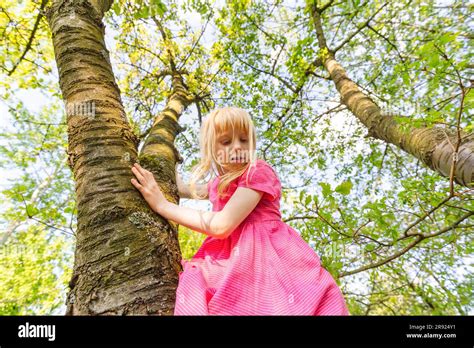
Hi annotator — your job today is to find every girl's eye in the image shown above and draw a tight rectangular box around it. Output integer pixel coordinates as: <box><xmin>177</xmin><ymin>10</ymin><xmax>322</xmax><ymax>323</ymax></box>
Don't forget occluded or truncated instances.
<box><xmin>221</xmin><ymin>138</ymin><xmax>246</xmax><ymax>145</ymax></box>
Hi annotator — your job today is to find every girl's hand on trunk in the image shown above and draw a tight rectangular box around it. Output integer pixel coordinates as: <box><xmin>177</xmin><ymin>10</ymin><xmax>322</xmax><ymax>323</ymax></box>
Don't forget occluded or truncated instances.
<box><xmin>131</xmin><ymin>163</ymin><xmax>168</xmax><ymax>213</ymax></box>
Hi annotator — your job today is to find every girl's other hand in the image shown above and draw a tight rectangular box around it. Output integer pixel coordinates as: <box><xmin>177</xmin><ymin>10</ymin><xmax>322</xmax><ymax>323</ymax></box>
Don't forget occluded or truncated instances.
<box><xmin>131</xmin><ymin>163</ymin><xmax>168</xmax><ymax>213</ymax></box>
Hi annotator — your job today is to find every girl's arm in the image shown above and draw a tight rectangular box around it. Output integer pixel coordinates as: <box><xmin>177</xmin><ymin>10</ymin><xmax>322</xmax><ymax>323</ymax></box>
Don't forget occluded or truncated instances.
<box><xmin>131</xmin><ymin>163</ymin><xmax>262</xmax><ymax>239</ymax></box>
<box><xmin>176</xmin><ymin>171</ymin><xmax>208</xmax><ymax>200</ymax></box>
<box><xmin>158</xmin><ymin>186</ymin><xmax>262</xmax><ymax>239</ymax></box>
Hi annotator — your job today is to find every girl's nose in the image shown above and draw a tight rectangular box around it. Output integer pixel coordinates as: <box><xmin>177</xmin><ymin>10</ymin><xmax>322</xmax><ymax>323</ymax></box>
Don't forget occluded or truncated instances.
<box><xmin>234</xmin><ymin>139</ymin><xmax>243</xmax><ymax>149</ymax></box>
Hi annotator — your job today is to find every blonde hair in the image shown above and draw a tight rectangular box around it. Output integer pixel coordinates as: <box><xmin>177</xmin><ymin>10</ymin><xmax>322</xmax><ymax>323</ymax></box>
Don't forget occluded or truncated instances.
<box><xmin>188</xmin><ymin>106</ymin><xmax>258</xmax><ymax>199</ymax></box>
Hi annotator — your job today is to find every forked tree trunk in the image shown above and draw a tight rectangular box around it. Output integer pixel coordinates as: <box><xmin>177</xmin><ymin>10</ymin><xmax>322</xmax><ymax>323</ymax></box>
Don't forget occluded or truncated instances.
<box><xmin>46</xmin><ymin>0</ymin><xmax>182</xmax><ymax>315</ymax></box>
<box><xmin>310</xmin><ymin>5</ymin><xmax>473</xmax><ymax>187</ymax></box>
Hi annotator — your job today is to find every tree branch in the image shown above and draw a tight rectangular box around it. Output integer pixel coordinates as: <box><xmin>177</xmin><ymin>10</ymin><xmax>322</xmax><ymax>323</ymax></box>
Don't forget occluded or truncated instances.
<box><xmin>340</xmin><ymin>210</ymin><xmax>473</xmax><ymax>277</ymax></box>
<box><xmin>7</xmin><ymin>0</ymin><xmax>49</xmax><ymax>76</ymax></box>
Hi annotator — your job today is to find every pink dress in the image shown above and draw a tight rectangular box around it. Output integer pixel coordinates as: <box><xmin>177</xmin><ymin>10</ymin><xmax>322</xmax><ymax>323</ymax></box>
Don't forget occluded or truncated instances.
<box><xmin>174</xmin><ymin>159</ymin><xmax>349</xmax><ymax>315</ymax></box>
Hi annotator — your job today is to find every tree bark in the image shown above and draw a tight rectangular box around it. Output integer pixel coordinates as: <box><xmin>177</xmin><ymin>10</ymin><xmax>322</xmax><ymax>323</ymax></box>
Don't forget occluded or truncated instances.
<box><xmin>46</xmin><ymin>0</ymin><xmax>182</xmax><ymax>315</ymax></box>
<box><xmin>138</xmin><ymin>74</ymin><xmax>194</xmax><ymax>227</ymax></box>
<box><xmin>310</xmin><ymin>4</ymin><xmax>473</xmax><ymax>188</ymax></box>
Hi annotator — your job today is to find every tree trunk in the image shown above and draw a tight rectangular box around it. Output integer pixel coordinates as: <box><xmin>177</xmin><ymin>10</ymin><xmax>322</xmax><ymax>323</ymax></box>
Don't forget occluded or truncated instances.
<box><xmin>137</xmin><ymin>16</ymin><xmax>196</xmax><ymax>247</ymax></box>
<box><xmin>46</xmin><ymin>0</ymin><xmax>182</xmax><ymax>315</ymax></box>
<box><xmin>138</xmin><ymin>74</ymin><xmax>194</xmax><ymax>230</ymax></box>
<box><xmin>310</xmin><ymin>4</ymin><xmax>473</xmax><ymax>188</ymax></box>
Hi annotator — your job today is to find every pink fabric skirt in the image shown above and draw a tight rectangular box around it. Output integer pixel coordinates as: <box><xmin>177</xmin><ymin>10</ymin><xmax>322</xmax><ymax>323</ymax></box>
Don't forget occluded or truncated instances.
<box><xmin>174</xmin><ymin>219</ymin><xmax>349</xmax><ymax>316</ymax></box>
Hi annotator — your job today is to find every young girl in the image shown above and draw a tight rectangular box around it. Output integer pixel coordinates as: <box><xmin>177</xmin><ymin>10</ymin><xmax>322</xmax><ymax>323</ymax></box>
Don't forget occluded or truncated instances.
<box><xmin>131</xmin><ymin>106</ymin><xmax>349</xmax><ymax>315</ymax></box>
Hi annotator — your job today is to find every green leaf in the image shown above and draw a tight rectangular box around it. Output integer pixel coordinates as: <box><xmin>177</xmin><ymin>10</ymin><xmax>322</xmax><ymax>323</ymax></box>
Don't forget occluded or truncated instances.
<box><xmin>150</xmin><ymin>0</ymin><xmax>167</xmax><ymax>17</ymax></box>
<box><xmin>365</xmin><ymin>244</ymin><xmax>375</xmax><ymax>252</ymax></box>
<box><xmin>402</xmin><ymin>71</ymin><xmax>410</xmax><ymax>85</ymax></box>
<box><xmin>134</xmin><ymin>5</ymin><xmax>150</xmax><ymax>19</ymax></box>
<box><xmin>112</xmin><ymin>3</ymin><xmax>121</xmax><ymax>15</ymax></box>
<box><xmin>439</xmin><ymin>32</ymin><xmax>456</xmax><ymax>45</ymax></box>
<box><xmin>335</xmin><ymin>180</ymin><xmax>353</xmax><ymax>195</ymax></box>
<box><xmin>319</xmin><ymin>182</ymin><xmax>332</xmax><ymax>197</ymax></box>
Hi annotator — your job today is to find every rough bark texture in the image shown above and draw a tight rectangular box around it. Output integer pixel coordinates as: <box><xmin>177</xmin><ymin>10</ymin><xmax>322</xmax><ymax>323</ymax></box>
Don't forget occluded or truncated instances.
<box><xmin>310</xmin><ymin>5</ymin><xmax>473</xmax><ymax>187</ymax></box>
<box><xmin>46</xmin><ymin>0</ymin><xmax>182</xmax><ymax>315</ymax></box>
<box><xmin>138</xmin><ymin>15</ymin><xmax>195</xmax><ymax>247</ymax></box>
<box><xmin>139</xmin><ymin>74</ymin><xmax>193</xmax><ymax>233</ymax></box>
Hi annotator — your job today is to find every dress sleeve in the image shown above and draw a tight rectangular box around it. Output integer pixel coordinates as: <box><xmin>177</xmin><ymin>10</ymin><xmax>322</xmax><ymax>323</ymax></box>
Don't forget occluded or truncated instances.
<box><xmin>207</xmin><ymin>179</ymin><xmax>214</xmax><ymax>199</ymax></box>
<box><xmin>237</xmin><ymin>160</ymin><xmax>280</xmax><ymax>201</ymax></box>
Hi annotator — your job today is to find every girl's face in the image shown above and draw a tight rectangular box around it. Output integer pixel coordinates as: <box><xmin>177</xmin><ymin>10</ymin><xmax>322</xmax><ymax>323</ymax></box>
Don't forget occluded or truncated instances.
<box><xmin>215</xmin><ymin>129</ymin><xmax>250</xmax><ymax>167</ymax></box>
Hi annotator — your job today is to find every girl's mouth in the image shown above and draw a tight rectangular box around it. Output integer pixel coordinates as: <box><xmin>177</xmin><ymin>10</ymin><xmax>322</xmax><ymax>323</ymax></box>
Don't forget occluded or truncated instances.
<box><xmin>231</xmin><ymin>157</ymin><xmax>246</xmax><ymax>162</ymax></box>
